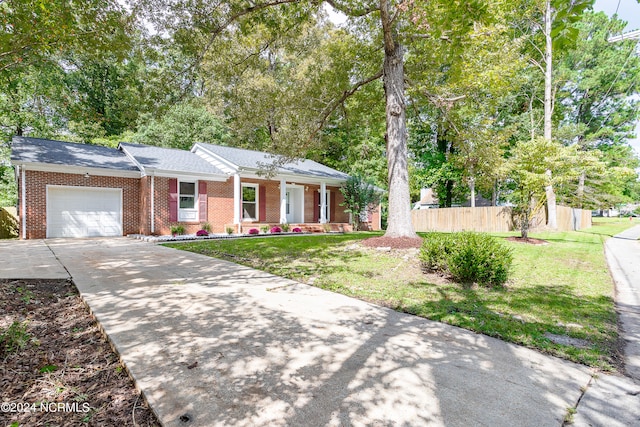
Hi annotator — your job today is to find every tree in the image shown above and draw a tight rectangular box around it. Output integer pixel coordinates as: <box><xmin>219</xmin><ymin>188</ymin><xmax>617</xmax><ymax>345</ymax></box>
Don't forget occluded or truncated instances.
<box><xmin>504</xmin><ymin>138</ymin><xmax>570</xmax><ymax>238</ymax></box>
<box><xmin>340</xmin><ymin>175</ymin><xmax>381</xmax><ymax>231</ymax></box>
<box><xmin>133</xmin><ymin>0</ymin><xmax>491</xmax><ymax>239</ymax></box>
<box><xmin>132</xmin><ymin>100</ymin><xmax>229</xmax><ymax>150</ymax></box>
<box><xmin>555</xmin><ymin>11</ymin><xmax>640</xmax><ymax>208</ymax></box>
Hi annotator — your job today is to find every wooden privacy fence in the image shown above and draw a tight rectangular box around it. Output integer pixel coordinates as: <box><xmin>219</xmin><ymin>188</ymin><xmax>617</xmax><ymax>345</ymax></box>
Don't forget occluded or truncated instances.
<box><xmin>411</xmin><ymin>205</ymin><xmax>592</xmax><ymax>233</ymax></box>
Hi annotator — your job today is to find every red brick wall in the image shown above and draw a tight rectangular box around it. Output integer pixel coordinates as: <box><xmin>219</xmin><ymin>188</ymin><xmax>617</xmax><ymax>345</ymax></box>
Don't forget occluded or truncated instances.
<box><xmin>22</xmin><ymin>170</ymin><xmax>140</xmax><ymax>239</ymax></box>
<box><xmin>20</xmin><ymin>170</ymin><xmax>359</xmax><ymax>239</ymax></box>
<box><xmin>152</xmin><ymin>177</ymin><xmax>237</xmax><ymax>235</ymax></box>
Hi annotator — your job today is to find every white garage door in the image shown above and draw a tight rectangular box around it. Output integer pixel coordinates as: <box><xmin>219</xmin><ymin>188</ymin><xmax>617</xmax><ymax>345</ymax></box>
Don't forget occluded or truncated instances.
<box><xmin>47</xmin><ymin>186</ymin><xmax>123</xmax><ymax>238</ymax></box>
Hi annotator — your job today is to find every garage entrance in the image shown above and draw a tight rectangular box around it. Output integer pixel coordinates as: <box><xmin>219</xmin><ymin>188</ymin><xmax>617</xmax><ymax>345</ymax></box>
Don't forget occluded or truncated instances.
<box><xmin>47</xmin><ymin>186</ymin><xmax>123</xmax><ymax>238</ymax></box>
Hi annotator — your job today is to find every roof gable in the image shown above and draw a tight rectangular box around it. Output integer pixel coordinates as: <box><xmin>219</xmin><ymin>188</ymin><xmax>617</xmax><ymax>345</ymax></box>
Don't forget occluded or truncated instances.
<box><xmin>119</xmin><ymin>142</ymin><xmax>226</xmax><ymax>177</ymax></box>
<box><xmin>194</xmin><ymin>143</ymin><xmax>350</xmax><ymax>181</ymax></box>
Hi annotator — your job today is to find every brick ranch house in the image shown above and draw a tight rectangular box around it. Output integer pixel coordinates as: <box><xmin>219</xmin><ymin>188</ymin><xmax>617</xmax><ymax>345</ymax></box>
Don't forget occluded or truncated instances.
<box><xmin>10</xmin><ymin>136</ymin><xmax>381</xmax><ymax>239</ymax></box>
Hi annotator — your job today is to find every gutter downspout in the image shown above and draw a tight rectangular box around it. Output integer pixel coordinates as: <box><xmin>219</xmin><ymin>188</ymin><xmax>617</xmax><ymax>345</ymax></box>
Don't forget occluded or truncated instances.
<box><xmin>150</xmin><ymin>175</ymin><xmax>155</xmax><ymax>234</ymax></box>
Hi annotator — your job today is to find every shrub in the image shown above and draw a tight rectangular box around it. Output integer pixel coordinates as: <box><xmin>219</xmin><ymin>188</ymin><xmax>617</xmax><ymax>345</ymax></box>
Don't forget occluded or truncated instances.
<box><xmin>196</xmin><ymin>229</ymin><xmax>209</xmax><ymax>236</ymax></box>
<box><xmin>270</xmin><ymin>226</ymin><xmax>282</xmax><ymax>233</ymax></box>
<box><xmin>420</xmin><ymin>232</ymin><xmax>512</xmax><ymax>287</ymax></box>
<box><xmin>248</xmin><ymin>228</ymin><xmax>260</xmax><ymax>235</ymax></box>
<box><xmin>225</xmin><ymin>226</ymin><xmax>234</xmax><ymax>235</ymax></box>
<box><xmin>170</xmin><ymin>224</ymin><xmax>185</xmax><ymax>236</ymax></box>
<box><xmin>280</xmin><ymin>223</ymin><xmax>290</xmax><ymax>232</ymax></box>
<box><xmin>292</xmin><ymin>227</ymin><xmax>302</xmax><ymax>233</ymax></box>
<box><xmin>201</xmin><ymin>222</ymin><xmax>212</xmax><ymax>232</ymax></box>
<box><xmin>260</xmin><ymin>225</ymin><xmax>270</xmax><ymax>234</ymax></box>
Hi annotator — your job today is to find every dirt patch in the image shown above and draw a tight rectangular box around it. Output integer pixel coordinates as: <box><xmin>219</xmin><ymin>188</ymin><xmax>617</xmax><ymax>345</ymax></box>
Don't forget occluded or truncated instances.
<box><xmin>362</xmin><ymin>236</ymin><xmax>423</xmax><ymax>249</ymax></box>
<box><xmin>505</xmin><ymin>236</ymin><xmax>549</xmax><ymax>245</ymax></box>
<box><xmin>0</xmin><ymin>279</ymin><xmax>159</xmax><ymax>426</ymax></box>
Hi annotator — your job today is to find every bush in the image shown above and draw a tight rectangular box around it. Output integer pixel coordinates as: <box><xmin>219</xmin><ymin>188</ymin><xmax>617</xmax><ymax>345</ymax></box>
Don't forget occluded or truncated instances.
<box><xmin>292</xmin><ymin>227</ymin><xmax>302</xmax><ymax>233</ymax></box>
<box><xmin>420</xmin><ymin>232</ymin><xmax>512</xmax><ymax>287</ymax></box>
<box><xmin>260</xmin><ymin>225</ymin><xmax>270</xmax><ymax>234</ymax></box>
<box><xmin>248</xmin><ymin>228</ymin><xmax>260</xmax><ymax>235</ymax></box>
<box><xmin>201</xmin><ymin>222</ymin><xmax>212</xmax><ymax>232</ymax></box>
<box><xmin>196</xmin><ymin>229</ymin><xmax>209</xmax><ymax>236</ymax></box>
<box><xmin>280</xmin><ymin>223</ymin><xmax>290</xmax><ymax>232</ymax></box>
<box><xmin>170</xmin><ymin>224</ymin><xmax>185</xmax><ymax>236</ymax></box>
<box><xmin>270</xmin><ymin>226</ymin><xmax>282</xmax><ymax>233</ymax></box>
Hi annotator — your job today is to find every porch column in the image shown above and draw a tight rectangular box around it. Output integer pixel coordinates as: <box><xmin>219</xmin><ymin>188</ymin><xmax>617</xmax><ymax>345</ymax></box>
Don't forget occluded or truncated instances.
<box><xmin>320</xmin><ymin>181</ymin><xmax>327</xmax><ymax>224</ymax></box>
<box><xmin>280</xmin><ymin>178</ymin><xmax>287</xmax><ymax>224</ymax></box>
<box><xmin>233</xmin><ymin>173</ymin><xmax>241</xmax><ymax>225</ymax></box>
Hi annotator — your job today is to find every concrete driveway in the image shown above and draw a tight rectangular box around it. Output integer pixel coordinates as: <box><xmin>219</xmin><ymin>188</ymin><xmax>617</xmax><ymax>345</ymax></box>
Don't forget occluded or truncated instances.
<box><xmin>31</xmin><ymin>237</ymin><xmax>599</xmax><ymax>427</ymax></box>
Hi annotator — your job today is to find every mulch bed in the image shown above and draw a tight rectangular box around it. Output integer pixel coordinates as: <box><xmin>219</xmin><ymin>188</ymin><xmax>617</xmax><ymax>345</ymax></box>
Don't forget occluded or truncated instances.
<box><xmin>505</xmin><ymin>236</ymin><xmax>549</xmax><ymax>245</ymax></box>
<box><xmin>361</xmin><ymin>236</ymin><xmax>424</xmax><ymax>249</ymax></box>
<box><xmin>0</xmin><ymin>279</ymin><xmax>159</xmax><ymax>426</ymax></box>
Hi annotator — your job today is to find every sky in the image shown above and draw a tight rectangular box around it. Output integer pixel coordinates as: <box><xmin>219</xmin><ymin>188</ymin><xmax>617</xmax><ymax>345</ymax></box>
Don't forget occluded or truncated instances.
<box><xmin>593</xmin><ymin>0</ymin><xmax>640</xmax><ymax>154</ymax></box>
<box><xmin>593</xmin><ymin>0</ymin><xmax>640</xmax><ymax>31</ymax></box>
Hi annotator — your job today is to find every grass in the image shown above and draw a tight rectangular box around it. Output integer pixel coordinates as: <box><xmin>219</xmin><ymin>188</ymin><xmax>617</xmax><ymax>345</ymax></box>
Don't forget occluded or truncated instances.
<box><xmin>165</xmin><ymin>218</ymin><xmax>637</xmax><ymax>371</ymax></box>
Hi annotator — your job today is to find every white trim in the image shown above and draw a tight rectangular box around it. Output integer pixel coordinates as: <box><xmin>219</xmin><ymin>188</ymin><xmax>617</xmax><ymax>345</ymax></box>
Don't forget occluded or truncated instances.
<box><xmin>241</xmin><ymin>182</ymin><xmax>259</xmax><ymax>222</ymax></box>
<box><xmin>45</xmin><ymin>185</ymin><xmax>123</xmax><ymax>238</ymax></box>
<box><xmin>178</xmin><ymin>179</ymin><xmax>198</xmax><ymax>222</ymax></box>
<box><xmin>145</xmin><ymin>169</ymin><xmax>227</xmax><ymax>182</ymax></box>
<box><xmin>237</xmin><ymin>170</ymin><xmax>346</xmax><ymax>186</ymax></box>
<box><xmin>192</xmin><ymin>144</ymin><xmax>239</xmax><ymax>174</ymax></box>
<box><xmin>21</xmin><ymin>166</ymin><xmax>26</xmax><ymax>239</ymax></box>
<box><xmin>233</xmin><ymin>174</ymin><xmax>241</xmax><ymax>225</ymax></box>
<box><xmin>150</xmin><ymin>175</ymin><xmax>155</xmax><ymax>234</ymax></box>
<box><xmin>280</xmin><ymin>179</ymin><xmax>287</xmax><ymax>224</ymax></box>
<box><xmin>320</xmin><ymin>182</ymin><xmax>327</xmax><ymax>224</ymax></box>
<box><xmin>318</xmin><ymin>188</ymin><xmax>331</xmax><ymax>223</ymax></box>
<box><xmin>16</xmin><ymin>162</ymin><xmax>141</xmax><ymax>179</ymax></box>
<box><xmin>118</xmin><ymin>144</ymin><xmax>146</xmax><ymax>175</ymax></box>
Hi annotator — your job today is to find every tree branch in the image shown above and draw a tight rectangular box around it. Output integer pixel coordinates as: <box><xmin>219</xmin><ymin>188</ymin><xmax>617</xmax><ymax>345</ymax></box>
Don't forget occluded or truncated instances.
<box><xmin>307</xmin><ymin>69</ymin><xmax>383</xmax><ymax>143</ymax></box>
<box><xmin>323</xmin><ymin>0</ymin><xmax>378</xmax><ymax>17</ymax></box>
<box><xmin>185</xmin><ymin>0</ymin><xmax>302</xmax><ymax>78</ymax></box>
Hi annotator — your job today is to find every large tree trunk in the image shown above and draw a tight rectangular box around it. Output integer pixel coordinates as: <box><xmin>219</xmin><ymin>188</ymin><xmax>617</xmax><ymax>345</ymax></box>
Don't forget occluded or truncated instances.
<box><xmin>577</xmin><ymin>170</ymin><xmax>585</xmax><ymax>209</ymax></box>
<box><xmin>380</xmin><ymin>0</ymin><xmax>416</xmax><ymax>238</ymax></box>
<box><xmin>544</xmin><ymin>0</ymin><xmax>557</xmax><ymax>230</ymax></box>
<box><xmin>469</xmin><ymin>176</ymin><xmax>476</xmax><ymax>208</ymax></box>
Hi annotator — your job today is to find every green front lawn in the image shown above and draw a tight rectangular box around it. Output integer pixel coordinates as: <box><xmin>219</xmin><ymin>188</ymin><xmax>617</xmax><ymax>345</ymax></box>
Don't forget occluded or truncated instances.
<box><xmin>165</xmin><ymin>218</ymin><xmax>636</xmax><ymax>371</ymax></box>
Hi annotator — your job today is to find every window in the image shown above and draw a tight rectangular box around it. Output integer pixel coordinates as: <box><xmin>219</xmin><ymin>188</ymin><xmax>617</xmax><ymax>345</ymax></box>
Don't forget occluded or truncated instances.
<box><xmin>179</xmin><ymin>182</ymin><xmax>195</xmax><ymax>209</ymax></box>
<box><xmin>178</xmin><ymin>181</ymin><xmax>198</xmax><ymax>222</ymax></box>
<box><xmin>318</xmin><ymin>190</ymin><xmax>330</xmax><ymax>222</ymax></box>
<box><xmin>242</xmin><ymin>184</ymin><xmax>258</xmax><ymax>221</ymax></box>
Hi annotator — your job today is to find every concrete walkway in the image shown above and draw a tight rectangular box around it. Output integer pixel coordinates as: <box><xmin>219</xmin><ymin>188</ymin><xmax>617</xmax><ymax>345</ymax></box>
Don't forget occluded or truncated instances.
<box><xmin>2</xmin><ymin>236</ymin><xmax>640</xmax><ymax>426</ymax></box>
<box><xmin>605</xmin><ymin>224</ymin><xmax>640</xmax><ymax>379</ymax></box>
<box><xmin>0</xmin><ymin>239</ymin><xmax>69</xmax><ymax>279</ymax></box>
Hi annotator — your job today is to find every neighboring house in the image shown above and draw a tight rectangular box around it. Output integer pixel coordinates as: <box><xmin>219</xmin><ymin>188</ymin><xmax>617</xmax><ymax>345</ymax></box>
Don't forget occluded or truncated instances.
<box><xmin>10</xmin><ymin>136</ymin><xmax>382</xmax><ymax>239</ymax></box>
<box><xmin>413</xmin><ymin>188</ymin><xmax>439</xmax><ymax>210</ymax></box>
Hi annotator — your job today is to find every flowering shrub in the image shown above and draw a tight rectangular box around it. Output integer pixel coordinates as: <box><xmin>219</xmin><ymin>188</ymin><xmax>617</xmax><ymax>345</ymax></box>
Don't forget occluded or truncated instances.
<box><xmin>270</xmin><ymin>226</ymin><xmax>282</xmax><ymax>233</ymax></box>
<box><xmin>196</xmin><ymin>229</ymin><xmax>209</xmax><ymax>236</ymax></box>
<box><xmin>292</xmin><ymin>227</ymin><xmax>302</xmax><ymax>233</ymax></box>
<box><xmin>248</xmin><ymin>228</ymin><xmax>260</xmax><ymax>235</ymax></box>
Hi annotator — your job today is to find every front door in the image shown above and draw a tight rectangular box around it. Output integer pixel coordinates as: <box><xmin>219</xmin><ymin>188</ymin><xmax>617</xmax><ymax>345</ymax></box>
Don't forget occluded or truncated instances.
<box><xmin>285</xmin><ymin>187</ymin><xmax>304</xmax><ymax>223</ymax></box>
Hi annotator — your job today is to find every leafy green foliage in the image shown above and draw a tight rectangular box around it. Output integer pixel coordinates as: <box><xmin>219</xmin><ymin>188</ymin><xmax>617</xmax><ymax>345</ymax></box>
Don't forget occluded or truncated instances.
<box><xmin>0</xmin><ymin>320</ymin><xmax>30</xmax><ymax>354</ymax></box>
<box><xmin>340</xmin><ymin>175</ymin><xmax>381</xmax><ymax>231</ymax></box>
<box><xmin>132</xmin><ymin>100</ymin><xmax>228</xmax><ymax>150</ymax></box>
<box><xmin>420</xmin><ymin>232</ymin><xmax>513</xmax><ymax>286</ymax></box>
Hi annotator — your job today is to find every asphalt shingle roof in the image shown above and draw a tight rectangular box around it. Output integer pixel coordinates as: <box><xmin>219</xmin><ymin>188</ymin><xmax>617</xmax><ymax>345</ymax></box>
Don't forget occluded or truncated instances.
<box><xmin>10</xmin><ymin>136</ymin><xmax>141</xmax><ymax>171</ymax></box>
<box><xmin>120</xmin><ymin>143</ymin><xmax>226</xmax><ymax>176</ymax></box>
<box><xmin>197</xmin><ymin>143</ymin><xmax>350</xmax><ymax>180</ymax></box>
